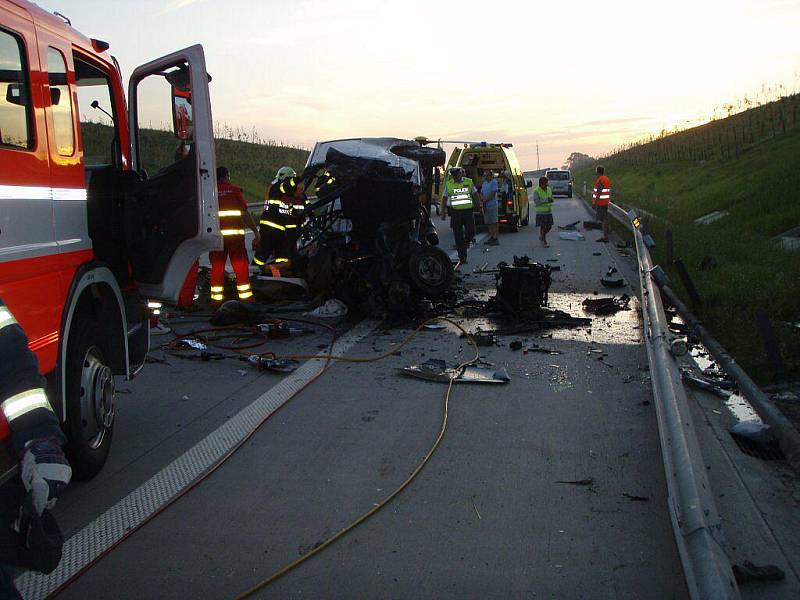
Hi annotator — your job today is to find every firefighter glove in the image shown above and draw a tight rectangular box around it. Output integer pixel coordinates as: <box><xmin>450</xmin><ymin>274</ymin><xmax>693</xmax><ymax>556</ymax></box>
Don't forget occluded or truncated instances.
<box><xmin>21</xmin><ymin>437</ymin><xmax>72</xmax><ymax>515</ymax></box>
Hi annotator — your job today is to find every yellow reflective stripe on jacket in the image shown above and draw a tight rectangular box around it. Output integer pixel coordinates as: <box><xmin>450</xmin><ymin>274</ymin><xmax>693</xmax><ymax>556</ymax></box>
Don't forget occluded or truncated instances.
<box><xmin>0</xmin><ymin>306</ymin><xmax>18</xmax><ymax>332</ymax></box>
<box><xmin>218</xmin><ymin>210</ymin><xmax>243</xmax><ymax>217</ymax></box>
<box><xmin>1</xmin><ymin>388</ymin><xmax>53</xmax><ymax>422</ymax></box>
<box><xmin>260</xmin><ymin>220</ymin><xmax>286</xmax><ymax>231</ymax></box>
<box><xmin>221</xmin><ymin>229</ymin><xmax>246</xmax><ymax>236</ymax></box>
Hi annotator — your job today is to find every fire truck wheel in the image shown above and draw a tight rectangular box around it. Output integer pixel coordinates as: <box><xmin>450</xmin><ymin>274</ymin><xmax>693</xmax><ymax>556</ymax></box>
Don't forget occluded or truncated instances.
<box><xmin>65</xmin><ymin>319</ymin><xmax>115</xmax><ymax>480</ymax></box>
<box><xmin>408</xmin><ymin>246</ymin><xmax>453</xmax><ymax>298</ymax></box>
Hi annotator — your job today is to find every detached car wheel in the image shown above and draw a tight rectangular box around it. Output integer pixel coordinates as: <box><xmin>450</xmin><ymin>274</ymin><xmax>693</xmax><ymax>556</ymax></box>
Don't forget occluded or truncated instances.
<box><xmin>65</xmin><ymin>319</ymin><xmax>115</xmax><ymax>480</ymax></box>
<box><xmin>408</xmin><ymin>246</ymin><xmax>453</xmax><ymax>297</ymax></box>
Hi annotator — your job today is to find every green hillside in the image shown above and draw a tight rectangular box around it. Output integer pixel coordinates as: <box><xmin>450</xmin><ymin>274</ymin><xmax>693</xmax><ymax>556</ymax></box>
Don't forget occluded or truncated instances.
<box><xmin>81</xmin><ymin>122</ymin><xmax>309</xmax><ymax>203</ymax></box>
<box><xmin>573</xmin><ymin>110</ymin><xmax>800</xmax><ymax>384</ymax></box>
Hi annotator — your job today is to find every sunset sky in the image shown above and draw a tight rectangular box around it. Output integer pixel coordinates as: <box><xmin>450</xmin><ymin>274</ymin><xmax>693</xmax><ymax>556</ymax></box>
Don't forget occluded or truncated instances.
<box><xmin>35</xmin><ymin>0</ymin><xmax>800</xmax><ymax>170</ymax></box>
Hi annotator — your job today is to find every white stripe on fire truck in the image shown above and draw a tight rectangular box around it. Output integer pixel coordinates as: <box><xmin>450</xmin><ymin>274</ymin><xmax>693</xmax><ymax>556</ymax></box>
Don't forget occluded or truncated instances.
<box><xmin>0</xmin><ymin>185</ymin><xmax>87</xmax><ymax>201</ymax></box>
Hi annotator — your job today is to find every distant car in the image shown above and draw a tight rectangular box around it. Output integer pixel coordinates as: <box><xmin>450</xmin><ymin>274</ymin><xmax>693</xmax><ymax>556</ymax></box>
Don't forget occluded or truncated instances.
<box><xmin>545</xmin><ymin>169</ymin><xmax>572</xmax><ymax>197</ymax></box>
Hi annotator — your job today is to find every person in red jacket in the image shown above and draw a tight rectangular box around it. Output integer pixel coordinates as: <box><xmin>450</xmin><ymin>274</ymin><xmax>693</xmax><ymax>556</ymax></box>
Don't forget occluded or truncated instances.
<box><xmin>208</xmin><ymin>167</ymin><xmax>258</xmax><ymax>304</ymax></box>
<box><xmin>592</xmin><ymin>165</ymin><xmax>612</xmax><ymax>242</ymax></box>
<box><xmin>209</xmin><ymin>166</ymin><xmax>260</xmax><ymax>304</ymax></box>
<box><xmin>177</xmin><ymin>167</ymin><xmax>260</xmax><ymax>307</ymax></box>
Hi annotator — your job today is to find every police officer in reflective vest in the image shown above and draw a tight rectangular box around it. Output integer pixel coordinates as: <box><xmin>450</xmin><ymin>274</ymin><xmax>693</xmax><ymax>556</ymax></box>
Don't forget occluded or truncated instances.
<box><xmin>209</xmin><ymin>166</ymin><xmax>260</xmax><ymax>305</ymax></box>
<box><xmin>592</xmin><ymin>165</ymin><xmax>612</xmax><ymax>242</ymax></box>
<box><xmin>254</xmin><ymin>167</ymin><xmax>305</xmax><ymax>274</ymax></box>
<box><xmin>0</xmin><ymin>299</ymin><xmax>72</xmax><ymax>598</ymax></box>
<box><xmin>441</xmin><ymin>166</ymin><xmax>479</xmax><ymax>264</ymax></box>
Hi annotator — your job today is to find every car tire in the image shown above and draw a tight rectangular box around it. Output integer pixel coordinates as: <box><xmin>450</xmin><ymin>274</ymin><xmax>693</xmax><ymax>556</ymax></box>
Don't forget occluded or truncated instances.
<box><xmin>408</xmin><ymin>246</ymin><xmax>454</xmax><ymax>297</ymax></box>
<box><xmin>64</xmin><ymin>318</ymin><xmax>115</xmax><ymax>480</ymax></box>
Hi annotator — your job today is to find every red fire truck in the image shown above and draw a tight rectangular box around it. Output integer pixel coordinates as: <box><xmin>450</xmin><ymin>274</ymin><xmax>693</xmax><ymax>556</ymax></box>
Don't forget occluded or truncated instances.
<box><xmin>0</xmin><ymin>1</ymin><xmax>220</xmax><ymax>478</ymax></box>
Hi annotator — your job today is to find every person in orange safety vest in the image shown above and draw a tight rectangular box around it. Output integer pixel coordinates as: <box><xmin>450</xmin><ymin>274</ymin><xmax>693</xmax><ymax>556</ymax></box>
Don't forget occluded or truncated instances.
<box><xmin>592</xmin><ymin>165</ymin><xmax>612</xmax><ymax>243</ymax></box>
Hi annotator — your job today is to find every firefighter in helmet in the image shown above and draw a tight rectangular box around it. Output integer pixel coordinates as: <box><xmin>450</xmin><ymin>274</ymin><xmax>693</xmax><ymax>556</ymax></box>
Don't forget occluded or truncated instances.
<box><xmin>254</xmin><ymin>167</ymin><xmax>306</xmax><ymax>275</ymax></box>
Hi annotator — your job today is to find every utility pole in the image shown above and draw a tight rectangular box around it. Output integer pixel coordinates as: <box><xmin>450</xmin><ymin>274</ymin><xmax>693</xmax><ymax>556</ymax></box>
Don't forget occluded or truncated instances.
<box><xmin>536</xmin><ymin>142</ymin><xmax>540</xmax><ymax>171</ymax></box>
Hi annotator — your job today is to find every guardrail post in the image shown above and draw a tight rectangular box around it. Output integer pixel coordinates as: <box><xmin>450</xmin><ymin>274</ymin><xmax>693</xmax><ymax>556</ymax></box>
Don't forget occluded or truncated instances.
<box><xmin>674</xmin><ymin>258</ymin><xmax>702</xmax><ymax>306</ymax></box>
<box><xmin>666</xmin><ymin>230</ymin><xmax>674</xmax><ymax>267</ymax></box>
<box><xmin>755</xmin><ymin>309</ymin><xmax>787</xmax><ymax>383</ymax></box>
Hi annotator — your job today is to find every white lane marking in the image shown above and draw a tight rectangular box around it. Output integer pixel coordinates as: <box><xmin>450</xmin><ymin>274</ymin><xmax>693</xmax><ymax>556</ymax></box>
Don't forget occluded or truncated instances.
<box><xmin>16</xmin><ymin>319</ymin><xmax>379</xmax><ymax>599</ymax></box>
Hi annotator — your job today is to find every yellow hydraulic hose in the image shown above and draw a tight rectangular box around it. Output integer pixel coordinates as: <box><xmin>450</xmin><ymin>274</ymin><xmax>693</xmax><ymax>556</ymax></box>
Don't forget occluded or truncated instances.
<box><xmin>233</xmin><ymin>317</ymin><xmax>479</xmax><ymax>599</ymax></box>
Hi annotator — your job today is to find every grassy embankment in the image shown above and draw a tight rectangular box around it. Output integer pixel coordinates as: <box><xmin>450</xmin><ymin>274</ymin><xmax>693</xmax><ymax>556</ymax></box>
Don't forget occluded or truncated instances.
<box><xmin>572</xmin><ymin>94</ymin><xmax>800</xmax><ymax>384</ymax></box>
<box><xmin>81</xmin><ymin>122</ymin><xmax>309</xmax><ymax>203</ymax></box>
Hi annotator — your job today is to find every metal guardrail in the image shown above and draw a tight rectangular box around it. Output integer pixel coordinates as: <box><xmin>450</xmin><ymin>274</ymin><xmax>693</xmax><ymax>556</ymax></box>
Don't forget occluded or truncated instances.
<box><xmin>656</xmin><ymin>283</ymin><xmax>800</xmax><ymax>473</ymax></box>
<box><xmin>608</xmin><ymin>202</ymin><xmax>740</xmax><ymax>600</ymax></box>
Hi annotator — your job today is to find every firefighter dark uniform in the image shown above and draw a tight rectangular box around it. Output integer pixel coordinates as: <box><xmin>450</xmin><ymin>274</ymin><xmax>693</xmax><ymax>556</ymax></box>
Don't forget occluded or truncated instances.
<box><xmin>0</xmin><ymin>299</ymin><xmax>71</xmax><ymax>598</ymax></box>
<box><xmin>209</xmin><ymin>180</ymin><xmax>254</xmax><ymax>304</ymax></box>
<box><xmin>254</xmin><ymin>176</ymin><xmax>305</xmax><ymax>273</ymax></box>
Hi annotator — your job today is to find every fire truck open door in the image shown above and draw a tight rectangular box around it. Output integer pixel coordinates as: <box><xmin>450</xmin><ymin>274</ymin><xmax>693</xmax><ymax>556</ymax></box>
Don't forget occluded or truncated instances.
<box><xmin>127</xmin><ymin>44</ymin><xmax>221</xmax><ymax>301</ymax></box>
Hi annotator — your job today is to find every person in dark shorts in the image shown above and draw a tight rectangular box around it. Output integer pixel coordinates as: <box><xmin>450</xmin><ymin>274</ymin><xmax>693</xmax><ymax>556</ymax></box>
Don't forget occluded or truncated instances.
<box><xmin>592</xmin><ymin>166</ymin><xmax>612</xmax><ymax>242</ymax></box>
<box><xmin>532</xmin><ymin>176</ymin><xmax>554</xmax><ymax>247</ymax></box>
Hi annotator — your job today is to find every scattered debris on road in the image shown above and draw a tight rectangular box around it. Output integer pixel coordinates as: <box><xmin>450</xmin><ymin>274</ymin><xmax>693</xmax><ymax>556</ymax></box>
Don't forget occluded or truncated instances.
<box><xmin>558</xmin><ymin>221</ymin><xmax>580</xmax><ymax>231</ymax></box>
<box><xmin>399</xmin><ymin>359</ymin><xmax>510</xmax><ymax>384</ymax></box>
<box><xmin>732</xmin><ymin>560</ymin><xmax>785</xmax><ymax>585</ymax></box>
<box><xmin>600</xmin><ymin>277</ymin><xmax>625</xmax><ymax>288</ymax></box>
<box><xmin>622</xmin><ymin>493</ymin><xmax>649</xmax><ymax>502</ymax></box>
<box><xmin>555</xmin><ymin>478</ymin><xmax>595</xmax><ymax>486</ymax></box>
<box><xmin>304</xmin><ymin>299</ymin><xmax>348</xmax><ymax>318</ymax></box>
<box><xmin>247</xmin><ymin>357</ymin><xmax>300</xmax><ymax>373</ymax></box>
<box><xmin>581</xmin><ymin>295</ymin><xmax>631</xmax><ymax>315</ymax></box>
<box><xmin>729</xmin><ymin>421</ymin><xmax>781</xmax><ymax>455</ymax></box>
<box><xmin>681</xmin><ymin>370</ymin><xmax>734</xmax><ymax>398</ymax></box>
<box><xmin>559</xmin><ymin>231</ymin><xmax>585</xmax><ymax>241</ymax></box>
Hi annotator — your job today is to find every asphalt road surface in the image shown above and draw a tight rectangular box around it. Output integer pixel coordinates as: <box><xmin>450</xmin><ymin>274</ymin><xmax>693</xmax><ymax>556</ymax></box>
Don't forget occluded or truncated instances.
<box><xmin>27</xmin><ymin>197</ymin><xmax>689</xmax><ymax>599</ymax></box>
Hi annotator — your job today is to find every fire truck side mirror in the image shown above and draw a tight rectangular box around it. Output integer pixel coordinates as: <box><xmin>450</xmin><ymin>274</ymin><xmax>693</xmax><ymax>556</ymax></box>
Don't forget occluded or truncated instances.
<box><xmin>49</xmin><ymin>87</ymin><xmax>61</xmax><ymax>106</ymax></box>
<box><xmin>6</xmin><ymin>83</ymin><xmax>26</xmax><ymax>107</ymax></box>
<box><xmin>172</xmin><ymin>94</ymin><xmax>193</xmax><ymax>141</ymax></box>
